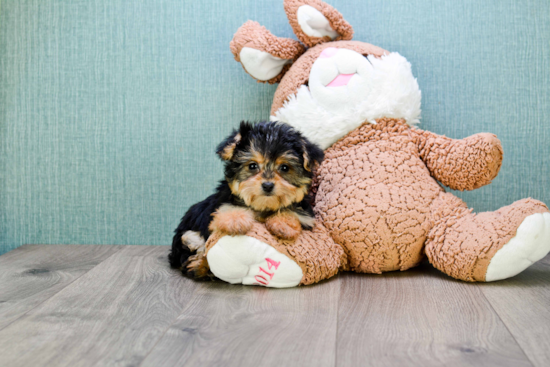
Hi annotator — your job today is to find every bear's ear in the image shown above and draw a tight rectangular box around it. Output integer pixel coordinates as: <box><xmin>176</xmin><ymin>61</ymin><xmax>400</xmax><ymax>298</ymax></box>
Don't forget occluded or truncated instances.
<box><xmin>284</xmin><ymin>0</ymin><xmax>354</xmax><ymax>47</ymax></box>
<box><xmin>230</xmin><ymin>21</ymin><xmax>305</xmax><ymax>84</ymax></box>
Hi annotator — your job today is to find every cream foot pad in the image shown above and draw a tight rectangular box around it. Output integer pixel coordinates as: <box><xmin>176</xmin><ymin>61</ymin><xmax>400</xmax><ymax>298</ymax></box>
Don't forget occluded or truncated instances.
<box><xmin>486</xmin><ymin>212</ymin><xmax>550</xmax><ymax>281</ymax></box>
<box><xmin>207</xmin><ymin>235</ymin><xmax>303</xmax><ymax>288</ymax></box>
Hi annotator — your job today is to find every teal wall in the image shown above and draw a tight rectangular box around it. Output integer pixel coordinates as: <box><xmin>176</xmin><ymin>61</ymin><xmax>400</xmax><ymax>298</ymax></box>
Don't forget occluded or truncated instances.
<box><xmin>1</xmin><ymin>0</ymin><xmax>549</xmax><ymax>255</ymax></box>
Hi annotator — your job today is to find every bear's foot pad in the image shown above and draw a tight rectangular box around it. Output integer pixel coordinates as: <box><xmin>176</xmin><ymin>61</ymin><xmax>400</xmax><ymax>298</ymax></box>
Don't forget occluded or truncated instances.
<box><xmin>206</xmin><ymin>235</ymin><xmax>303</xmax><ymax>288</ymax></box>
<box><xmin>486</xmin><ymin>212</ymin><xmax>550</xmax><ymax>281</ymax></box>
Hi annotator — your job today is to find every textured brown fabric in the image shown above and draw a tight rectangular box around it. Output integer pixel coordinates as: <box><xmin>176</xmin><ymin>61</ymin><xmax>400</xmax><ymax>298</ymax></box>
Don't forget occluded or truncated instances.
<box><xmin>314</xmin><ymin>118</ymin><xmax>443</xmax><ymax>273</ymax></box>
<box><xmin>229</xmin><ymin>20</ymin><xmax>306</xmax><ymax>84</ymax></box>
<box><xmin>283</xmin><ymin>0</ymin><xmax>354</xmax><ymax>47</ymax></box>
<box><xmin>426</xmin><ymin>195</ymin><xmax>549</xmax><ymax>281</ymax></box>
<box><xmin>412</xmin><ymin>129</ymin><xmax>504</xmax><ymax>191</ymax></box>
<box><xmin>205</xmin><ymin>221</ymin><xmax>346</xmax><ymax>286</ymax></box>
<box><xmin>270</xmin><ymin>41</ymin><xmax>388</xmax><ymax>115</ymax></box>
<box><xmin>314</xmin><ymin>119</ymin><xmax>549</xmax><ymax>280</ymax></box>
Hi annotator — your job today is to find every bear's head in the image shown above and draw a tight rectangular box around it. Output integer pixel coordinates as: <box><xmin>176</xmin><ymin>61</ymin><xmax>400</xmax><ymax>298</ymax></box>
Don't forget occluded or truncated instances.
<box><xmin>230</xmin><ymin>0</ymin><xmax>422</xmax><ymax>149</ymax></box>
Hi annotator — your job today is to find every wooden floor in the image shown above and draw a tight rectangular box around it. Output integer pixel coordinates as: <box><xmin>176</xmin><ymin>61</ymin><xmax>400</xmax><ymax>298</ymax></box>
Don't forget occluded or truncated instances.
<box><xmin>1</xmin><ymin>245</ymin><xmax>550</xmax><ymax>367</ymax></box>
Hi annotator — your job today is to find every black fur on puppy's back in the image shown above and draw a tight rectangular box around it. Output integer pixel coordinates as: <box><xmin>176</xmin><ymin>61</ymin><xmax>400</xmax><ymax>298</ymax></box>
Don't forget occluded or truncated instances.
<box><xmin>168</xmin><ymin>181</ymin><xmax>231</xmax><ymax>270</ymax></box>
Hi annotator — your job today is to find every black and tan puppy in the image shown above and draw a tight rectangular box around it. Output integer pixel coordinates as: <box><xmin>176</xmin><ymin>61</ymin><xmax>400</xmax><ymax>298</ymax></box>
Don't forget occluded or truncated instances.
<box><xmin>169</xmin><ymin>121</ymin><xmax>324</xmax><ymax>279</ymax></box>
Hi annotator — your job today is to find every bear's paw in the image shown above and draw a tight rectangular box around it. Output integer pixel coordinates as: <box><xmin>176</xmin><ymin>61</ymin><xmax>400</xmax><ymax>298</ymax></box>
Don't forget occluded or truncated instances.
<box><xmin>206</xmin><ymin>235</ymin><xmax>303</xmax><ymax>288</ymax></box>
<box><xmin>486</xmin><ymin>212</ymin><xmax>550</xmax><ymax>281</ymax></box>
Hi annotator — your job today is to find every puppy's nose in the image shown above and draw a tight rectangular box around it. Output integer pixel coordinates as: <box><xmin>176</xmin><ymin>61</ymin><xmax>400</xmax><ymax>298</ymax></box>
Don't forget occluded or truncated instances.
<box><xmin>262</xmin><ymin>182</ymin><xmax>275</xmax><ymax>193</ymax></box>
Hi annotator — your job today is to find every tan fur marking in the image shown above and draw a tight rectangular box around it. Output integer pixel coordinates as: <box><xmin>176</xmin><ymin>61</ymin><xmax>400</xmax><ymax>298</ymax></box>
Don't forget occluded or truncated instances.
<box><xmin>275</xmin><ymin>153</ymin><xmax>299</xmax><ymax>167</ymax></box>
<box><xmin>301</xmin><ymin>141</ymin><xmax>317</xmax><ymax>172</ymax></box>
<box><xmin>232</xmin><ymin>145</ymin><xmax>265</xmax><ymax>167</ymax></box>
<box><xmin>296</xmin><ymin>212</ymin><xmax>316</xmax><ymax>228</ymax></box>
<box><xmin>220</xmin><ymin>133</ymin><xmax>242</xmax><ymax>161</ymax></box>
<box><xmin>229</xmin><ymin>180</ymin><xmax>239</xmax><ymax>194</ymax></box>
<box><xmin>302</xmin><ymin>152</ymin><xmax>311</xmax><ymax>171</ymax></box>
<box><xmin>235</xmin><ymin>173</ymin><xmax>308</xmax><ymax>211</ymax></box>
<box><xmin>186</xmin><ymin>253</ymin><xmax>210</xmax><ymax>278</ymax></box>
<box><xmin>250</xmin><ymin>148</ymin><xmax>265</xmax><ymax>165</ymax></box>
<box><xmin>209</xmin><ymin>204</ymin><xmax>255</xmax><ymax>236</ymax></box>
<box><xmin>266</xmin><ymin>211</ymin><xmax>302</xmax><ymax>240</ymax></box>
<box><xmin>181</xmin><ymin>231</ymin><xmax>205</xmax><ymax>252</ymax></box>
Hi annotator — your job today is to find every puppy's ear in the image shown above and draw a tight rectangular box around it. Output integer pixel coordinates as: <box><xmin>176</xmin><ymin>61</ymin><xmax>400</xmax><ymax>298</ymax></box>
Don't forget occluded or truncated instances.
<box><xmin>216</xmin><ymin>121</ymin><xmax>253</xmax><ymax>161</ymax></box>
<box><xmin>216</xmin><ymin>131</ymin><xmax>242</xmax><ymax>161</ymax></box>
<box><xmin>230</xmin><ymin>21</ymin><xmax>305</xmax><ymax>84</ymax></box>
<box><xmin>302</xmin><ymin>140</ymin><xmax>324</xmax><ymax>172</ymax></box>
<box><xmin>284</xmin><ymin>0</ymin><xmax>354</xmax><ymax>47</ymax></box>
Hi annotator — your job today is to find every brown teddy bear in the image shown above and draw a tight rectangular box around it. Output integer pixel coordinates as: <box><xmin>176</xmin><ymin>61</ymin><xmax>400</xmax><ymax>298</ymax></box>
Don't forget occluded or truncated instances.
<box><xmin>204</xmin><ymin>0</ymin><xmax>550</xmax><ymax>287</ymax></box>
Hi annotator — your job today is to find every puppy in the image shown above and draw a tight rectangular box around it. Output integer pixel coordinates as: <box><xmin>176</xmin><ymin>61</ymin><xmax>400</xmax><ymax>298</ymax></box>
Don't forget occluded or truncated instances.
<box><xmin>169</xmin><ymin>121</ymin><xmax>324</xmax><ymax>279</ymax></box>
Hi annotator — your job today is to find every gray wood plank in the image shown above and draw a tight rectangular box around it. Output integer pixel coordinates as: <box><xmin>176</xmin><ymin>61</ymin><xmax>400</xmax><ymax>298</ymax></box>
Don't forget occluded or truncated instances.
<box><xmin>0</xmin><ymin>244</ymin><xmax>121</xmax><ymax>330</ymax></box>
<box><xmin>537</xmin><ymin>253</ymin><xmax>550</xmax><ymax>266</ymax></box>
<box><xmin>480</xmin><ymin>261</ymin><xmax>550</xmax><ymax>367</ymax></box>
<box><xmin>336</xmin><ymin>263</ymin><xmax>533</xmax><ymax>367</ymax></box>
<box><xmin>0</xmin><ymin>245</ymin><xmax>196</xmax><ymax>367</ymax></box>
<box><xmin>140</xmin><ymin>276</ymin><xmax>340</xmax><ymax>367</ymax></box>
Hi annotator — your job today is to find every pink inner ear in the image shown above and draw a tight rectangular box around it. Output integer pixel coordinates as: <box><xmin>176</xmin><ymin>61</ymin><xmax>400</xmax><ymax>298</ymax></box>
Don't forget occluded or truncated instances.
<box><xmin>320</xmin><ymin>47</ymin><xmax>338</xmax><ymax>58</ymax></box>
<box><xmin>327</xmin><ymin>73</ymin><xmax>354</xmax><ymax>87</ymax></box>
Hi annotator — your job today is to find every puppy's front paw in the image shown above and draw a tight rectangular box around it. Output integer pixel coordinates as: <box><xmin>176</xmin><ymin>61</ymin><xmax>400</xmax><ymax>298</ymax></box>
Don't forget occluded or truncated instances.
<box><xmin>184</xmin><ymin>253</ymin><xmax>214</xmax><ymax>280</ymax></box>
<box><xmin>266</xmin><ymin>213</ymin><xmax>302</xmax><ymax>241</ymax></box>
<box><xmin>209</xmin><ymin>204</ymin><xmax>254</xmax><ymax>236</ymax></box>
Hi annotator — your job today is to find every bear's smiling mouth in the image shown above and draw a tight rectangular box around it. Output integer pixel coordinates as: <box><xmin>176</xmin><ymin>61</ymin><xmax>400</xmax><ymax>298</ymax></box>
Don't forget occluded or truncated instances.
<box><xmin>326</xmin><ymin>73</ymin><xmax>356</xmax><ymax>87</ymax></box>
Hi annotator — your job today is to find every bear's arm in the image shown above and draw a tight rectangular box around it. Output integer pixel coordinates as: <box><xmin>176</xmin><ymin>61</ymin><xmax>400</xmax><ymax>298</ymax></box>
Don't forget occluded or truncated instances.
<box><xmin>411</xmin><ymin>128</ymin><xmax>503</xmax><ymax>191</ymax></box>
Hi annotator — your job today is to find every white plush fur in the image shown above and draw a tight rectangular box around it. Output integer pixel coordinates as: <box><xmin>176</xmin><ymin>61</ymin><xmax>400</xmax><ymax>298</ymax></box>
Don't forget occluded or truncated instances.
<box><xmin>272</xmin><ymin>51</ymin><xmax>422</xmax><ymax>149</ymax></box>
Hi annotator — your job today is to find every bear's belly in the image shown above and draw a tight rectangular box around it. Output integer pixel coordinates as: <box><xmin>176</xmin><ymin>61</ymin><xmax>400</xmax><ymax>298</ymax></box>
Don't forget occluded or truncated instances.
<box><xmin>314</xmin><ymin>130</ymin><xmax>443</xmax><ymax>273</ymax></box>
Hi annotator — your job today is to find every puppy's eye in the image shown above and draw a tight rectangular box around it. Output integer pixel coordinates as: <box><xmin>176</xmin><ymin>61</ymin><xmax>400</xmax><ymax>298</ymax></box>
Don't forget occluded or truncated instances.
<box><xmin>279</xmin><ymin>164</ymin><xmax>290</xmax><ymax>172</ymax></box>
<box><xmin>248</xmin><ymin>163</ymin><xmax>258</xmax><ymax>171</ymax></box>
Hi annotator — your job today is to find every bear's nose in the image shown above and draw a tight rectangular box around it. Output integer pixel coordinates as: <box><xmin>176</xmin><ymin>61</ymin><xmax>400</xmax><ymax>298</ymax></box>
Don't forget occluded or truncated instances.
<box><xmin>320</xmin><ymin>47</ymin><xmax>338</xmax><ymax>58</ymax></box>
<box><xmin>262</xmin><ymin>182</ymin><xmax>275</xmax><ymax>193</ymax></box>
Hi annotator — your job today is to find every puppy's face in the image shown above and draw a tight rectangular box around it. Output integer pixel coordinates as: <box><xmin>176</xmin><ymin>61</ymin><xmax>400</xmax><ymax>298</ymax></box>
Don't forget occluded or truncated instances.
<box><xmin>217</xmin><ymin>122</ymin><xmax>324</xmax><ymax>212</ymax></box>
<box><xmin>229</xmin><ymin>147</ymin><xmax>310</xmax><ymax>211</ymax></box>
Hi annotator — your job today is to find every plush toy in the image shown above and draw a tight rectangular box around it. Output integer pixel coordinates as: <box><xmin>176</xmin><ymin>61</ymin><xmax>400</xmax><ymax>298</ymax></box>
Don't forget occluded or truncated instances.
<box><xmin>204</xmin><ymin>0</ymin><xmax>550</xmax><ymax>288</ymax></box>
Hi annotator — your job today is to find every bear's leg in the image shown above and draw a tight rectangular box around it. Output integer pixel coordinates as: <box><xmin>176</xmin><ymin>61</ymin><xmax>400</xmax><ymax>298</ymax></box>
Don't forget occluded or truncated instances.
<box><xmin>205</xmin><ymin>221</ymin><xmax>346</xmax><ymax>288</ymax></box>
<box><xmin>425</xmin><ymin>192</ymin><xmax>550</xmax><ymax>282</ymax></box>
